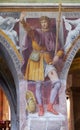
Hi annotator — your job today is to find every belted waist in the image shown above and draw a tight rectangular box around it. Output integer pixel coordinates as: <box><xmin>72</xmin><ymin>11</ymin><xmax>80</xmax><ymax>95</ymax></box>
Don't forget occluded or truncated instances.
<box><xmin>33</xmin><ymin>49</ymin><xmax>49</xmax><ymax>53</ymax></box>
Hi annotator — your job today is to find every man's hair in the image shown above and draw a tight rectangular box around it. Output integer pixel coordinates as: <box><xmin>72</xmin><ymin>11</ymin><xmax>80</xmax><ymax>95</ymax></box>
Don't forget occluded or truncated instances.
<box><xmin>39</xmin><ymin>16</ymin><xmax>50</xmax><ymax>23</ymax></box>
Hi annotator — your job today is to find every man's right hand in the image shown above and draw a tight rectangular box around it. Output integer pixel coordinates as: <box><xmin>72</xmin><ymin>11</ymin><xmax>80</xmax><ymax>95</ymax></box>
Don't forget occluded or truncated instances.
<box><xmin>20</xmin><ymin>11</ymin><xmax>26</xmax><ymax>22</ymax></box>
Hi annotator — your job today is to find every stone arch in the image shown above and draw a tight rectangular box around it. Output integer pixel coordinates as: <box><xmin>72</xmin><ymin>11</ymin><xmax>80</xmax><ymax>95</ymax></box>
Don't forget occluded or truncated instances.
<box><xmin>0</xmin><ymin>29</ymin><xmax>22</xmax><ymax>79</ymax></box>
<box><xmin>0</xmin><ymin>73</ymin><xmax>17</xmax><ymax>130</ymax></box>
<box><xmin>60</xmin><ymin>37</ymin><xmax>80</xmax><ymax>80</ymax></box>
<box><xmin>0</xmin><ymin>30</ymin><xmax>23</xmax><ymax>130</ymax></box>
<box><xmin>59</xmin><ymin>37</ymin><xmax>80</xmax><ymax>130</ymax></box>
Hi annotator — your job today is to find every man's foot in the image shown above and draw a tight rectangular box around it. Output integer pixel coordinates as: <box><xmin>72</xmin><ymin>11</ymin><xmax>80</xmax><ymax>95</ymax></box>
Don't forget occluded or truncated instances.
<box><xmin>47</xmin><ymin>103</ymin><xmax>58</xmax><ymax>115</ymax></box>
<box><xmin>38</xmin><ymin>105</ymin><xmax>44</xmax><ymax>116</ymax></box>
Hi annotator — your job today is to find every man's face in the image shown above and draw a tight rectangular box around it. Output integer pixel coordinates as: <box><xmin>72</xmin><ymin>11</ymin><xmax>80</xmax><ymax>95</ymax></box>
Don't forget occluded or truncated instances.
<box><xmin>40</xmin><ymin>19</ymin><xmax>49</xmax><ymax>30</ymax></box>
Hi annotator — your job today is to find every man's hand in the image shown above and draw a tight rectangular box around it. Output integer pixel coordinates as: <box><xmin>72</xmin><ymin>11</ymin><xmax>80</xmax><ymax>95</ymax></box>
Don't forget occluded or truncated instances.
<box><xmin>20</xmin><ymin>11</ymin><xmax>26</xmax><ymax>22</ymax></box>
<box><xmin>53</xmin><ymin>55</ymin><xmax>59</xmax><ymax>65</ymax></box>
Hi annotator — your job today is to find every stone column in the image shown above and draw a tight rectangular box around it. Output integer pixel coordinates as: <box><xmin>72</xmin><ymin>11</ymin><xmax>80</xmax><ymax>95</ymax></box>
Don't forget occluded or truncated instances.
<box><xmin>19</xmin><ymin>79</ymin><xmax>28</xmax><ymax>130</ymax></box>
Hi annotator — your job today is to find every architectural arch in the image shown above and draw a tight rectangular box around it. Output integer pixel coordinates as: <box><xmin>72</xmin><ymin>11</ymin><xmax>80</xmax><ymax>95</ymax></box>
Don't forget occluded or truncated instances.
<box><xmin>60</xmin><ymin>37</ymin><xmax>80</xmax><ymax>80</ymax></box>
<box><xmin>0</xmin><ymin>29</ymin><xmax>22</xmax><ymax>80</ymax></box>
<box><xmin>60</xmin><ymin>37</ymin><xmax>80</xmax><ymax>130</ymax></box>
<box><xmin>0</xmin><ymin>29</ymin><xmax>23</xmax><ymax>130</ymax></box>
<box><xmin>0</xmin><ymin>74</ymin><xmax>17</xmax><ymax>130</ymax></box>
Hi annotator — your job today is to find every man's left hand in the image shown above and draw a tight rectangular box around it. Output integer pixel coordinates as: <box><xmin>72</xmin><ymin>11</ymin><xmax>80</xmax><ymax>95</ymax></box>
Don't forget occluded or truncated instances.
<box><xmin>53</xmin><ymin>55</ymin><xmax>59</xmax><ymax>65</ymax></box>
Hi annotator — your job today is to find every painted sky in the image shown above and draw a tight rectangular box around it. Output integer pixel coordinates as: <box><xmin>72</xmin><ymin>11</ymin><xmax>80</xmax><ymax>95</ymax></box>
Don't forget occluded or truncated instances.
<box><xmin>0</xmin><ymin>0</ymin><xmax>80</xmax><ymax>3</ymax></box>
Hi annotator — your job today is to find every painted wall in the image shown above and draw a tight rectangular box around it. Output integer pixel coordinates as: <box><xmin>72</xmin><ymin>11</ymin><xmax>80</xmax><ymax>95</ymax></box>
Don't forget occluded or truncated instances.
<box><xmin>0</xmin><ymin>5</ymin><xmax>80</xmax><ymax>130</ymax></box>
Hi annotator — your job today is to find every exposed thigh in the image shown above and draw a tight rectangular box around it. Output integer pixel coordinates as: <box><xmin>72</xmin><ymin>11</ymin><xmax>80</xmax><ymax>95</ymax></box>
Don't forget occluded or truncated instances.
<box><xmin>48</xmin><ymin>69</ymin><xmax>59</xmax><ymax>83</ymax></box>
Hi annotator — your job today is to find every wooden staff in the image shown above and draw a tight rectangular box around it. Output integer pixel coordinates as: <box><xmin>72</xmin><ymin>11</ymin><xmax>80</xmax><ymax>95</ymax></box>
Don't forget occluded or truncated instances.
<box><xmin>55</xmin><ymin>2</ymin><xmax>62</xmax><ymax>55</ymax></box>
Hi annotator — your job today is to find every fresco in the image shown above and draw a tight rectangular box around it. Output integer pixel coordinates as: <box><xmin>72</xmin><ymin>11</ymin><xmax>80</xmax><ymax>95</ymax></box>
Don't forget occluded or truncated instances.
<box><xmin>0</xmin><ymin>10</ymin><xmax>67</xmax><ymax>130</ymax></box>
<box><xmin>20</xmin><ymin>12</ymin><xmax>63</xmax><ymax>113</ymax></box>
<box><xmin>1</xmin><ymin>10</ymin><xmax>80</xmax><ymax>130</ymax></box>
<box><xmin>19</xmin><ymin>11</ymin><xmax>68</xmax><ymax>130</ymax></box>
<box><xmin>63</xmin><ymin>16</ymin><xmax>80</xmax><ymax>54</ymax></box>
<box><xmin>0</xmin><ymin>16</ymin><xmax>20</xmax><ymax>50</ymax></box>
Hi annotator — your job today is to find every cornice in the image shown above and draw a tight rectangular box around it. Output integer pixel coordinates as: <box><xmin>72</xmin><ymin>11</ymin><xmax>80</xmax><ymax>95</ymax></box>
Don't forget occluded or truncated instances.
<box><xmin>0</xmin><ymin>3</ymin><xmax>80</xmax><ymax>12</ymax></box>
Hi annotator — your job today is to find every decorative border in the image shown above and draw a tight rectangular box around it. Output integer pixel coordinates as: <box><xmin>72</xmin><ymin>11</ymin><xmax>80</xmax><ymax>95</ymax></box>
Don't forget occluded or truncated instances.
<box><xmin>61</xmin><ymin>37</ymin><xmax>80</xmax><ymax>80</ymax></box>
<box><xmin>0</xmin><ymin>30</ymin><xmax>22</xmax><ymax>75</ymax></box>
<box><xmin>0</xmin><ymin>4</ymin><xmax>80</xmax><ymax>12</ymax></box>
<box><xmin>0</xmin><ymin>29</ymin><xmax>22</xmax><ymax>62</ymax></box>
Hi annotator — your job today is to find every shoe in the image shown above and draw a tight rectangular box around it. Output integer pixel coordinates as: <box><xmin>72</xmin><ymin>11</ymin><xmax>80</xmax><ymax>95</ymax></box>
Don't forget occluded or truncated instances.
<box><xmin>47</xmin><ymin>103</ymin><xmax>58</xmax><ymax>115</ymax></box>
<box><xmin>38</xmin><ymin>105</ymin><xmax>44</xmax><ymax>116</ymax></box>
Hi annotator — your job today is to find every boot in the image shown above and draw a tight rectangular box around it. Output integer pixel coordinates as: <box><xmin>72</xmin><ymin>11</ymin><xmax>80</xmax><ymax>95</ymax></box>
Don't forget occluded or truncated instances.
<box><xmin>47</xmin><ymin>103</ymin><xmax>58</xmax><ymax>115</ymax></box>
<box><xmin>38</xmin><ymin>105</ymin><xmax>44</xmax><ymax>116</ymax></box>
